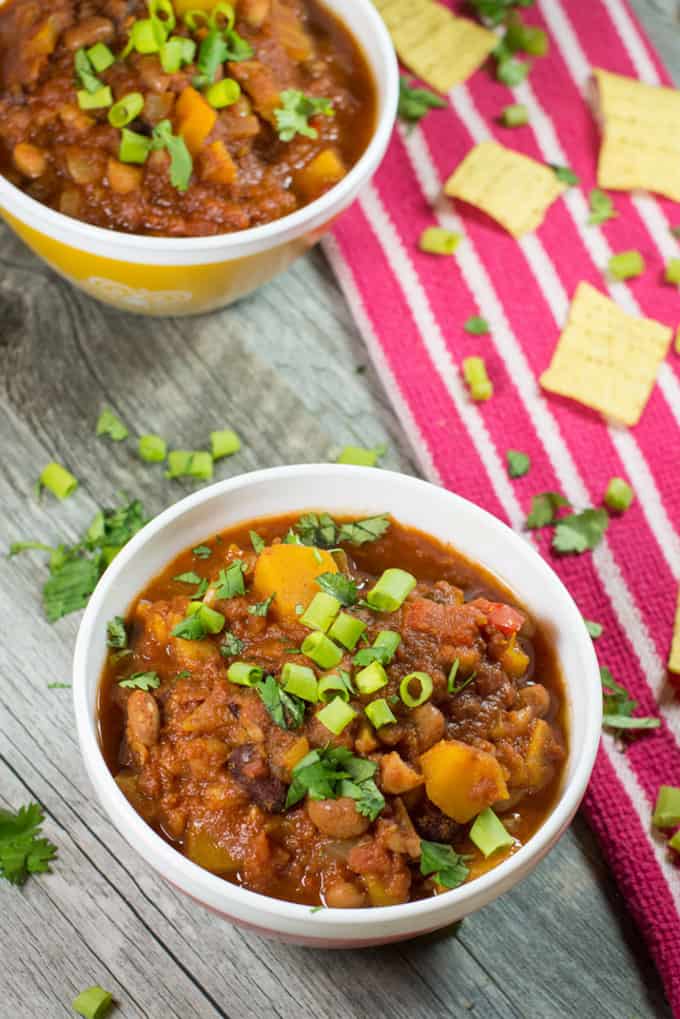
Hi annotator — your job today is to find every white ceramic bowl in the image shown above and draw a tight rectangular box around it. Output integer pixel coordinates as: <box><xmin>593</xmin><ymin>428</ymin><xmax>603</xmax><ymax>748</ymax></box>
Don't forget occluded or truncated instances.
<box><xmin>73</xmin><ymin>465</ymin><xmax>602</xmax><ymax>946</ymax></box>
<box><xmin>0</xmin><ymin>0</ymin><xmax>398</xmax><ymax>316</ymax></box>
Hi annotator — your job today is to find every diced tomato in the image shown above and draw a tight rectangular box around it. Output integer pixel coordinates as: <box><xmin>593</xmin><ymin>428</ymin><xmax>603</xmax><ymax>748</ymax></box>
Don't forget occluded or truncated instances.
<box><xmin>472</xmin><ymin>598</ymin><xmax>526</xmax><ymax>636</ymax></box>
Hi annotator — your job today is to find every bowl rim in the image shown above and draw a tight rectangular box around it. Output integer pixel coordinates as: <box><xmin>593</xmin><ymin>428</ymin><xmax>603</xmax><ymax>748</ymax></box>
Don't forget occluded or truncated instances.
<box><xmin>73</xmin><ymin>464</ymin><xmax>602</xmax><ymax>929</ymax></box>
<box><xmin>0</xmin><ymin>0</ymin><xmax>398</xmax><ymax>256</ymax></box>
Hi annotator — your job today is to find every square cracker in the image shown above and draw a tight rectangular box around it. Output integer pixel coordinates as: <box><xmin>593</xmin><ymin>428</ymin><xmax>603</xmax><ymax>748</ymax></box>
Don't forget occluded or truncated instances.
<box><xmin>443</xmin><ymin>140</ymin><xmax>566</xmax><ymax>237</ymax></box>
<box><xmin>669</xmin><ymin>588</ymin><xmax>680</xmax><ymax>674</ymax></box>
<box><xmin>540</xmin><ymin>282</ymin><xmax>672</xmax><ymax>427</ymax></box>
<box><xmin>594</xmin><ymin>68</ymin><xmax>680</xmax><ymax>202</ymax></box>
<box><xmin>373</xmin><ymin>0</ymin><xmax>496</xmax><ymax>93</ymax></box>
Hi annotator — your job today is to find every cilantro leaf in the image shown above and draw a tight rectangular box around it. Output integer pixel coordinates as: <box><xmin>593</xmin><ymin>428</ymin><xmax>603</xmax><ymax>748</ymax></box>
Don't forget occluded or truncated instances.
<box><xmin>584</xmin><ymin>618</ymin><xmax>603</xmax><ymax>639</ymax></box>
<box><xmin>256</xmin><ymin>674</ymin><xmax>306</xmax><ymax>730</ymax></box>
<box><xmin>420</xmin><ymin>839</ymin><xmax>470</xmax><ymax>889</ymax></box>
<box><xmin>174</xmin><ymin>571</ymin><xmax>202</xmax><ymax>585</ymax></box>
<box><xmin>464</xmin><ymin>315</ymin><xmax>490</xmax><ymax>335</ymax></box>
<box><xmin>249</xmin><ymin>593</ymin><xmax>275</xmax><ymax>617</ymax></box>
<box><xmin>172</xmin><ymin>614</ymin><xmax>207</xmax><ymax>640</ymax></box>
<box><xmin>469</xmin><ymin>0</ymin><xmax>534</xmax><ymax>27</ymax></box>
<box><xmin>106</xmin><ymin>616</ymin><xmax>127</xmax><ymax>649</ymax></box>
<box><xmin>86</xmin><ymin>498</ymin><xmax>147</xmax><ymax>551</ymax></box>
<box><xmin>8</xmin><ymin>541</ymin><xmax>55</xmax><ymax>558</ymax></box>
<box><xmin>220</xmin><ymin>631</ymin><xmax>245</xmax><ymax>657</ymax></box>
<box><xmin>274</xmin><ymin>89</ymin><xmax>334</xmax><ymax>141</ymax></box>
<box><xmin>118</xmin><ymin>671</ymin><xmax>160</xmax><ymax>691</ymax></box>
<box><xmin>398</xmin><ymin>75</ymin><xmax>446</xmax><ymax>123</ymax></box>
<box><xmin>0</xmin><ymin>802</ymin><xmax>57</xmax><ymax>885</ymax></box>
<box><xmin>192</xmin><ymin>545</ymin><xmax>212</xmax><ymax>559</ymax></box>
<box><xmin>337</xmin><ymin>515</ymin><xmax>390</xmax><ymax>545</ymax></box>
<box><xmin>43</xmin><ymin>556</ymin><xmax>102</xmax><ymax>623</ymax></box>
<box><xmin>587</xmin><ymin>188</ymin><xmax>617</xmax><ymax>225</ymax></box>
<box><xmin>602</xmin><ymin>714</ymin><xmax>661</xmax><ymax>730</ymax></box>
<box><xmin>600</xmin><ymin>666</ymin><xmax>659</xmax><ymax>731</ymax></box>
<box><xmin>496</xmin><ymin>54</ymin><xmax>529</xmax><ymax>86</ymax></box>
<box><xmin>315</xmin><ymin>571</ymin><xmax>358</xmax><ymax>606</ymax></box>
<box><xmin>250</xmin><ymin>530</ymin><xmax>265</xmax><ymax>555</ymax></box>
<box><xmin>552</xmin><ymin>508</ymin><xmax>608</xmax><ymax>554</ymax></box>
<box><xmin>285</xmin><ymin>747</ymin><xmax>383</xmax><ymax>820</ymax></box>
<box><xmin>550</xmin><ymin>164</ymin><xmax>579</xmax><ymax>186</ymax></box>
<box><xmin>294</xmin><ymin>512</ymin><xmax>339</xmax><ymax>548</ymax></box>
<box><xmin>525</xmin><ymin>492</ymin><xmax>570</xmax><ymax>529</ymax></box>
<box><xmin>346</xmin><ymin>778</ymin><xmax>385</xmax><ymax>821</ymax></box>
<box><xmin>151</xmin><ymin>119</ymin><xmax>193</xmax><ymax>191</ymax></box>
<box><xmin>96</xmin><ymin>408</ymin><xmax>128</xmax><ymax>442</ymax></box>
<box><xmin>353</xmin><ymin>645</ymin><xmax>392</xmax><ymax>667</ymax></box>
<box><xmin>506</xmin><ymin>450</ymin><xmax>531</xmax><ymax>479</ymax></box>
<box><xmin>215</xmin><ymin>560</ymin><xmax>246</xmax><ymax>600</ymax></box>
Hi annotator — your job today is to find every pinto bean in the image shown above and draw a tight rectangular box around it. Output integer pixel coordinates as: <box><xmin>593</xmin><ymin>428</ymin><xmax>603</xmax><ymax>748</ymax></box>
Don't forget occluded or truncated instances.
<box><xmin>518</xmin><ymin>683</ymin><xmax>551</xmax><ymax>718</ymax></box>
<box><xmin>307</xmin><ymin>797</ymin><xmax>371</xmax><ymax>838</ymax></box>
<box><xmin>228</xmin><ymin>743</ymin><xmax>286</xmax><ymax>813</ymax></box>
<box><xmin>126</xmin><ymin>690</ymin><xmax>160</xmax><ymax>748</ymax></box>
<box><xmin>411</xmin><ymin>703</ymin><xmax>445</xmax><ymax>752</ymax></box>
<box><xmin>324</xmin><ymin>878</ymin><xmax>366</xmax><ymax>909</ymax></box>
<box><xmin>62</xmin><ymin>16</ymin><xmax>114</xmax><ymax>51</ymax></box>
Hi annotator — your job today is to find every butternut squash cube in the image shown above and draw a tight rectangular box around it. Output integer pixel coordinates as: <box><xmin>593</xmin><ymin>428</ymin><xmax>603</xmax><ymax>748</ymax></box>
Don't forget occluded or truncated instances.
<box><xmin>294</xmin><ymin>148</ymin><xmax>346</xmax><ymax>203</ymax></box>
<box><xmin>186</xmin><ymin>829</ymin><xmax>239</xmax><ymax>875</ymax></box>
<box><xmin>525</xmin><ymin>719</ymin><xmax>559</xmax><ymax>790</ymax></box>
<box><xmin>251</xmin><ymin>543</ymin><xmax>337</xmax><ymax>624</ymax></box>
<box><xmin>200</xmin><ymin>141</ymin><xmax>238</xmax><ymax>186</ymax></box>
<box><xmin>176</xmin><ymin>86</ymin><xmax>217</xmax><ymax>155</ymax></box>
<box><xmin>420</xmin><ymin>739</ymin><xmax>509</xmax><ymax>823</ymax></box>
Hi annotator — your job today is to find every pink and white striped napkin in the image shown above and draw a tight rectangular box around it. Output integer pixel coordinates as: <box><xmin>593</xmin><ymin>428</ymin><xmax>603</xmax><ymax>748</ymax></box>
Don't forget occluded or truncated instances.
<box><xmin>325</xmin><ymin>0</ymin><xmax>680</xmax><ymax>1010</ymax></box>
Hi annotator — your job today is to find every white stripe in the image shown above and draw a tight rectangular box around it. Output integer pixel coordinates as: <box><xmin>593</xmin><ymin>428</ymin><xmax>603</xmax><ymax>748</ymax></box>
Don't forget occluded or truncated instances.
<box><xmin>355</xmin><ymin>187</ymin><xmax>526</xmax><ymax>531</ymax></box>
<box><xmin>600</xmin><ymin>0</ymin><xmax>658</xmax><ymax>84</ymax></box>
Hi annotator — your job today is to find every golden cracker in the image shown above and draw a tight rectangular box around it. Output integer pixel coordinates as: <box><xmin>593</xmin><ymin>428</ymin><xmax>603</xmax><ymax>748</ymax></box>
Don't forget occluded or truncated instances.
<box><xmin>540</xmin><ymin>282</ymin><xmax>672</xmax><ymax>427</ymax></box>
<box><xmin>594</xmin><ymin>68</ymin><xmax>680</xmax><ymax>202</ymax></box>
<box><xmin>443</xmin><ymin>140</ymin><xmax>566</xmax><ymax>237</ymax></box>
<box><xmin>373</xmin><ymin>0</ymin><xmax>496</xmax><ymax>93</ymax></box>
<box><xmin>669</xmin><ymin>588</ymin><xmax>680</xmax><ymax>674</ymax></box>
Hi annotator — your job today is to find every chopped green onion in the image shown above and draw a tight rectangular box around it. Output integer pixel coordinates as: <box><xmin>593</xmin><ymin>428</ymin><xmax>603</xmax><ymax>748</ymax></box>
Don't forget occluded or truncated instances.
<box><xmin>301</xmin><ymin>631</ymin><xmax>343</xmax><ymax>670</ymax></box>
<box><xmin>318</xmin><ymin>672</ymin><xmax>353</xmax><ymax>703</ymax></box>
<box><xmin>505</xmin><ymin>16</ymin><xmax>548</xmax><ymax>56</ymax></box>
<box><xmin>464</xmin><ymin>316</ymin><xmax>490</xmax><ymax>335</ymax></box>
<box><xmin>87</xmin><ymin>43</ymin><xmax>115</xmax><ymax>73</ymax></box>
<box><xmin>665</xmin><ymin>258</ymin><xmax>680</xmax><ymax>285</ymax></box>
<box><xmin>74</xmin><ymin>48</ymin><xmax>102</xmax><ymax>93</ymax></box>
<box><xmin>373</xmin><ymin>630</ymin><xmax>401</xmax><ymax>661</ymax></box>
<box><xmin>119</xmin><ymin>128</ymin><xmax>152</xmax><ymax>164</ymax></box>
<box><xmin>336</xmin><ymin>445</ymin><xmax>385</xmax><ymax>467</ymax></box>
<box><xmin>228</xmin><ymin>662</ymin><xmax>264</xmax><ymax>686</ymax></box>
<box><xmin>419</xmin><ymin>227</ymin><xmax>461</xmax><ymax>255</ymax></box>
<box><xmin>195</xmin><ymin>27</ymin><xmax>228</xmax><ymax>86</ymax></box>
<box><xmin>40</xmin><ymin>462</ymin><xmax>78</xmax><ymax>500</ymax></box>
<box><xmin>462</xmin><ymin>356</ymin><xmax>493</xmax><ymax>401</ymax></box>
<box><xmin>365</xmin><ymin>698</ymin><xmax>397</xmax><ymax>729</ymax></box>
<box><xmin>584</xmin><ymin>618</ymin><xmax>603</xmax><ymax>639</ymax></box>
<box><xmin>328</xmin><ymin>612</ymin><xmax>366</xmax><ymax>650</ymax></box>
<box><xmin>129</xmin><ymin>18</ymin><xmax>167</xmax><ymax>55</ymax></box>
<box><xmin>608</xmin><ymin>250</ymin><xmax>645</xmax><ymax>281</ymax></box>
<box><xmin>72</xmin><ymin>986</ymin><xmax>113</xmax><ymax>1019</ymax></box>
<box><xmin>108</xmin><ymin>92</ymin><xmax>144</xmax><ymax>128</ymax></box>
<box><xmin>469</xmin><ymin>807</ymin><xmax>514</xmax><ymax>858</ymax></box>
<box><xmin>210</xmin><ymin>428</ymin><xmax>241</xmax><ymax>460</ymax></box>
<box><xmin>281</xmin><ymin>662</ymin><xmax>318</xmax><ymax>702</ymax></box>
<box><xmin>138</xmin><ymin>434</ymin><xmax>166</xmax><ymax>462</ymax></box>
<box><xmin>205</xmin><ymin>78</ymin><xmax>241</xmax><ymax>109</ymax></box>
<box><xmin>160</xmin><ymin>35</ymin><xmax>196</xmax><ymax>72</ymax></box>
<box><xmin>355</xmin><ymin>660</ymin><xmax>388</xmax><ymax>695</ymax></box>
<box><xmin>501</xmin><ymin>103</ymin><xmax>528</xmax><ymax>127</ymax></box>
<box><xmin>96</xmin><ymin>408</ymin><xmax>128</xmax><ymax>441</ymax></box>
<box><xmin>366</xmin><ymin>568</ymin><xmax>416</xmax><ymax>613</ymax></box>
<box><xmin>588</xmin><ymin>188</ymin><xmax>617</xmax><ymax>225</ymax></box>
<box><xmin>165</xmin><ymin>450</ymin><xmax>213</xmax><ymax>481</ymax></box>
<box><xmin>652</xmin><ymin>786</ymin><xmax>680</xmax><ymax>828</ymax></box>
<box><xmin>210</xmin><ymin>1</ymin><xmax>235</xmax><ymax>29</ymax></box>
<box><xmin>184</xmin><ymin>8</ymin><xmax>211</xmax><ymax>31</ymax></box>
<box><xmin>669</xmin><ymin>830</ymin><xmax>680</xmax><ymax>854</ymax></box>
<box><xmin>399</xmin><ymin>671</ymin><xmax>433</xmax><ymax>707</ymax></box>
<box><xmin>316</xmin><ymin>696</ymin><xmax>357</xmax><ymax>735</ymax></box>
<box><xmin>550</xmin><ymin>164</ymin><xmax>579</xmax><ymax>186</ymax></box>
<box><xmin>300</xmin><ymin>592</ymin><xmax>340</xmax><ymax>632</ymax></box>
<box><xmin>77</xmin><ymin>86</ymin><xmax>113</xmax><ymax>110</ymax></box>
<box><xmin>197</xmin><ymin>603</ymin><xmax>225</xmax><ymax>634</ymax></box>
<box><xmin>604</xmin><ymin>477</ymin><xmax>634</xmax><ymax>513</ymax></box>
<box><xmin>149</xmin><ymin>0</ymin><xmax>176</xmax><ymax>31</ymax></box>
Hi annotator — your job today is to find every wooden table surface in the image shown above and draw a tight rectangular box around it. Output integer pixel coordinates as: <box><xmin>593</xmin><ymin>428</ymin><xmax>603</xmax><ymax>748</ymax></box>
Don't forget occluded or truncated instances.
<box><xmin>1</xmin><ymin>1</ymin><xmax>677</xmax><ymax>1015</ymax></box>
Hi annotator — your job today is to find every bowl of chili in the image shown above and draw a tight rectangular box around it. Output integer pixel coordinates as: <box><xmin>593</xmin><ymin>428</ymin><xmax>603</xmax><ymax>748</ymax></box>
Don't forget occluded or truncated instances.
<box><xmin>73</xmin><ymin>465</ymin><xmax>602</xmax><ymax>947</ymax></box>
<box><xmin>0</xmin><ymin>0</ymin><xmax>397</xmax><ymax>315</ymax></box>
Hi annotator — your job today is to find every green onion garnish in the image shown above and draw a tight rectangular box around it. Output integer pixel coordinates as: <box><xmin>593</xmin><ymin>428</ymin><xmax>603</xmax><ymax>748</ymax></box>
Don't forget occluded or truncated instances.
<box><xmin>651</xmin><ymin>786</ymin><xmax>680</xmax><ymax>828</ymax></box>
<box><xmin>74</xmin><ymin>48</ymin><xmax>103</xmax><ymax>93</ymax></box>
<box><xmin>227</xmin><ymin>662</ymin><xmax>264</xmax><ymax>686</ymax></box>
<box><xmin>301</xmin><ymin>631</ymin><xmax>343</xmax><ymax>670</ymax></box>
<box><xmin>96</xmin><ymin>407</ymin><xmax>128</xmax><ymax>441</ymax></box>
<box><xmin>469</xmin><ymin>807</ymin><xmax>514</xmax><ymax>858</ymax></box>
<box><xmin>108</xmin><ymin>92</ymin><xmax>145</xmax><ymax>128</ymax></box>
<box><xmin>354</xmin><ymin>660</ymin><xmax>388</xmax><ymax>695</ymax></box>
<box><xmin>335</xmin><ymin>445</ymin><xmax>385</xmax><ymax>467</ymax></box>
<box><xmin>281</xmin><ymin>662</ymin><xmax>319</xmax><ymax>702</ymax></box>
<box><xmin>316</xmin><ymin>696</ymin><xmax>357</xmax><ymax>735</ymax></box>
<box><xmin>127</xmin><ymin>17</ymin><xmax>167</xmax><ymax>55</ymax></box>
<box><xmin>419</xmin><ymin>226</ymin><xmax>461</xmax><ymax>255</ymax></box>
<box><xmin>39</xmin><ymin>462</ymin><xmax>78</xmax><ymax>500</ymax></box>
<box><xmin>160</xmin><ymin>35</ymin><xmax>196</xmax><ymax>72</ymax></box>
<box><xmin>399</xmin><ymin>671</ymin><xmax>433</xmax><ymax>707</ymax></box>
<box><xmin>72</xmin><ymin>986</ymin><xmax>113</xmax><ymax>1019</ymax></box>
<box><xmin>604</xmin><ymin>477</ymin><xmax>634</xmax><ymax>513</ymax></box>
<box><xmin>318</xmin><ymin>671</ymin><xmax>353</xmax><ymax>703</ymax></box>
<box><xmin>365</xmin><ymin>698</ymin><xmax>397</xmax><ymax>729</ymax></box>
<box><xmin>501</xmin><ymin>103</ymin><xmax>529</xmax><ymax>127</ymax></box>
<box><xmin>87</xmin><ymin>43</ymin><xmax>115</xmax><ymax>73</ymax></box>
<box><xmin>165</xmin><ymin>450</ymin><xmax>213</xmax><ymax>481</ymax></box>
<box><xmin>665</xmin><ymin>258</ymin><xmax>680</xmax><ymax>285</ymax></box>
<box><xmin>328</xmin><ymin>612</ymin><xmax>366</xmax><ymax>650</ymax></box>
<box><xmin>462</xmin><ymin>356</ymin><xmax>493</xmax><ymax>401</ymax></box>
<box><xmin>195</xmin><ymin>27</ymin><xmax>228</xmax><ymax>86</ymax></box>
<box><xmin>138</xmin><ymin>434</ymin><xmax>167</xmax><ymax>462</ymax></box>
<box><xmin>183</xmin><ymin>8</ymin><xmax>210</xmax><ymax>30</ymax></box>
<box><xmin>119</xmin><ymin>128</ymin><xmax>152</xmax><ymax>164</ymax></box>
<box><xmin>365</xmin><ymin>568</ymin><xmax>416</xmax><ymax>613</ymax></box>
<box><xmin>77</xmin><ymin>86</ymin><xmax>113</xmax><ymax>110</ymax></box>
<box><xmin>196</xmin><ymin>603</ymin><xmax>225</xmax><ymax>634</ymax></box>
<box><xmin>608</xmin><ymin>250</ymin><xmax>645</xmax><ymax>281</ymax></box>
<box><xmin>210</xmin><ymin>1</ymin><xmax>235</xmax><ymax>29</ymax></box>
<box><xmin>210</xmin><ymin>428</ymin><xmax>241</xmax><ymax>460</ymax></box>
<box><xmin>205</xmin><ymin>78</ymin><xmax>241</xmax><ymax>109</ymax></box>
<box><xmin>374</xmin><ymin>630</ymin><xmax>401</xmax><ymax>661</ymax></box>
<box><xmin>300</xmin><ymin>592</ymin><xmax>340</xmax><ymax>632</ymax></box>
<box><xmin>149</xmin><ymin>0</ymin><xmax>176</xmax><ymax>31</ymax></box>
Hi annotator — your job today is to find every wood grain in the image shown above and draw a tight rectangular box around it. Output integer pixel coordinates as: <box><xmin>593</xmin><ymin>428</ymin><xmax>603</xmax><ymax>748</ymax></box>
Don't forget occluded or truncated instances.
<box><xmin>0</xmin><ymin>2</ymin><xmax>676</xmax><ymax>1012</ymax></box>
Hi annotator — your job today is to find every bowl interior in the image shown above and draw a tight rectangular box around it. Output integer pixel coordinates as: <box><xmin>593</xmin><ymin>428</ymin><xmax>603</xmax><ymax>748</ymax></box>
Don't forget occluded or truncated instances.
<box><xmin>74</xmin><ymin>465</ymin><xmax>601</xmax><ymax>932</ymax></box>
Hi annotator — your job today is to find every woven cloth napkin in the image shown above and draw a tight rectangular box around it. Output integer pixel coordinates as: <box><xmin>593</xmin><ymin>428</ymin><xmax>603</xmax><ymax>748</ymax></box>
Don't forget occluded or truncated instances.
<box><xmin>324</xmin><ymin>0</ymin><xmax>680</xmax><ymax>1010</ymax></box>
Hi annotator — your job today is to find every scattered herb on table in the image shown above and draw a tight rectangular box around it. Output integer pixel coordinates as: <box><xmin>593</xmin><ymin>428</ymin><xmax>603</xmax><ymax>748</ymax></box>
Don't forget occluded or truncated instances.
<box><xmin>506</xmin><ymin>450</ymin><xmax>531</xmax><ymax>479</ymax></box>
<box><xmin>587</xmin><ymin>188</ymin><xmax>617</xmax><ymax>225</ymax></box>
<box><xmin>550</xmin><ymin>164</ymin><xmax>579</xmax><ymax>186</ymax></box>
<box><xmin>604</xmin><ymin>477</ymin><xmax>634</xmax><ymax>513</ymax></box>
<box><xmin>397</xmin><ymin>75</ymin><xmax>446</xmax><ymax>124</ymax></box>
<box><xmin>0</xmin><ymin>802</ymin><xmax>57</xmax><ymax>886</ymax></box>
<box><xmin>584</xmin><ymin>618</ymin><xmax>603</xmax><ymax>639</ymax></box>
<box><xmin>552</xmin><ymin>508</ymin><xmax>609</xmax><ymax>554</ymax></box>
<box><xmin>525</xmin><ymin>492</ymin><xmax>570</xmax><ymax>529</ymax></box>
<box><xmin>336</xmin><ymin>445</ymin><xmax>386</xmax><ymax>467</ymax></box>
<box><xmin>420</xmin><ymin>839</ymin><xmax>470</xmax><ymax>889</ymax></box>
<box><xmin>96</xmin><ymin>408</ymin><xmax>128</xmax><ymax>441</ymax></box>
<box><xmin>37</xmin><ymin>462</ymin><xmax>78</xmax><ymax>501</ymax></box>
<box><xmin>72</xmin><ymin>985</ymin><xmax>114</xmax><ymax>1019</ymax></box>
<box><xmin>601</xmin><ymin>666</ymin><xmax>660</xmax><ymax>732</ymax></box>
<box><xmin>419</xmin><ymin>227</ymin><xmax>461</xmax><ymax>255</ymax></box>
<box><xmin>464</xmin><ymin>315</ymin><xmax>490</xmax><ymax>335</ymax></box>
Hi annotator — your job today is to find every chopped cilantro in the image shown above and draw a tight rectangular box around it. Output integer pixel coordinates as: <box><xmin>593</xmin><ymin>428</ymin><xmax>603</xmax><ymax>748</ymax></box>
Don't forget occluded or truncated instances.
<box><xmin>43</xmin><ymin>557</ymin><xmax>102</xmax><ymax>623</ymax></box>
<box><xmin>464</xmin><ymin>315</ymin><xmax>490</xmax><ymax>335</ymax></box>
<box><xmin>584</xmin><ymin>618</ymin><xmax>603</xmax><ymax>639</ymax></box>
<box><xmin>353</xmin><ymin>645</ymin><xmax>392</xmax><ymax>667</ymax></box>
<box><xmin>525</xmin><ymin>492</ymin><xmax>570</xmax><ymax>529</ymax></box>
<box><xmin>106</xmin><ymin>616</ymin><xmax>128</xmax><ymax>649</ymax></box>
<box><xmin>285</xmin><ymin>747</ymin><xmax>384</xmax><ymax>821</ymax></box>
<box><xmin>506</xmin><ymin>450</ymin><xmax>531</xmax><ymax>479</ymax></box>
<box><xmin>151</xmin><ymin>119</ymin><xmax>193</xmax><ymax>191</ymax></box>
<box><xmin>293</xmin><ymin>512</ymin><xmax>390</xmax><ymax>549</ymax></box>
<box><xmin>496</xmin><ymin>52</ymin><xmax>529</xmax><ymax>87</ymax></box>
<box><xmin>7</xmin><ymin>541</ymin><xmax>55</xmax><ymax>558</ymax></box>
<box><xmin>119</xmin><ymin>671</ymin><xmax>160</xmax><ymax>691</ymax></box>
<box><xmin>220</xmin><ymin>632</ymin><xmax>245</xmax><ymax>658</ymax></box>
<box><xmin>96</xmin><ymin>408</ymin><xmax>128</xmax><ymax>441</ymax></box>
<box><xmin>249</xmin><ymin>593</ymin><xmax>275</xmax><ymax>617</ymax></box>
<box><xmin>215</xmin><ymin>560</ymin><xmax>246</xmax><ymax>600</ymax></box>
<box><xmin>172</xmin><ymin>614</ymin><xmax>207</xmax><ymax>640</ymax></box>
<box><xmin>552</xmin><ymin>508</ymin><xmax>608</xmax><ymax>554</ymax></box>
<box><xmin>256</xmin><ymin>674</ymin><xmax>306</xmax><ymax>730</ymax></box>
<box><xmin>337</xmin><ymin>515</ymin><xmax>390</xmax><ymax>545</ymax></box>
<box><xmin>601</xmin><ymin>666</ymin><xmax>659</xmax><ymax>732</ymax></box>
<box><xmin>0</xmin><ymin>802</ymin><xmax>57</xmax><ymax>885</ymax></box>
<box><xmin>47</xmin><ymin>682</ymin><xmax>71</xmax><ymax>689</ymax></box>
<box><xmin>274</xmin><ymin>89</ymin><xmax>333</xmax><ymax>141</ymax></box>
<box><xmin>250</xmin><ymin>530</ymin><xmax>265</xmax><ymax>555</ymax></box>
<box><xmin>174</xmin><ymin>571</ymin><xmax>202</xmax><ymax>585</ymax></box>
<box><xmin>419</xmin><ymin>839</ymin><xmax>469</xmax><ymax>889</ymax></box>
<box><xmin>398</xmin><ymin>75</ymin><xmax>446</xmax><ymax>123</ymax></box>
<box><xmin>587</xmin><ymin>188</ymin><xmax>617</xmax><ymax>225</ymax></box>
<box><xmin>192</xmin><ymin>545</ymin><xmax>212</xmax><ymax>559</ymax></box>
<box><xmin>469</xmin><ymin>0</ymin><xmax>534</xmax><ymax>28</ymax></box>
<box><xmin>550</xmin><ymin>164</ymin><xmax>579</xmax><ymax>186</ymax></box>
<box><xmin>315</xmin><ymin>572</ymin><xmax>358</xmax><ymax>606</ymax></box>
<box><xmin>175</xmin><ymin>670</ymin><xmax>191</xmax><ymax>679</ymax></box>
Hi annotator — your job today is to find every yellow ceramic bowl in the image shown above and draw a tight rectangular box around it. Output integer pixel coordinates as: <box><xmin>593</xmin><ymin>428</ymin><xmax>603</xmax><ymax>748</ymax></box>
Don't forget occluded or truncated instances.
<box><xmin>0</xmin><ymin>0</ymin><xmax>398</xmax><ymax>316</ymax></box>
